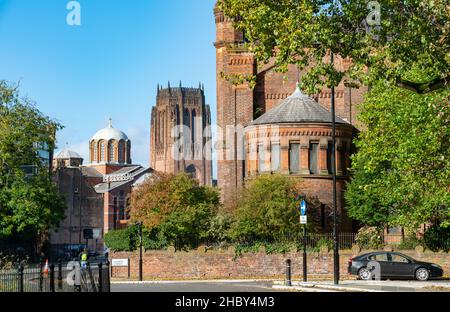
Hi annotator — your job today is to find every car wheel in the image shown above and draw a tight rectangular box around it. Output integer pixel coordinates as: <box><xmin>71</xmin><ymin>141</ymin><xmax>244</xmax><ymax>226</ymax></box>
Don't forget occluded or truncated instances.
<box><xmin>415</xmin><ymin>268</ymin><xmax>430</xmax><ymax>281</ymax></box>
<box><xmin>358</xmin><ymin>267</ymin><xmax>373</xmax><ymax>281</ymax></box>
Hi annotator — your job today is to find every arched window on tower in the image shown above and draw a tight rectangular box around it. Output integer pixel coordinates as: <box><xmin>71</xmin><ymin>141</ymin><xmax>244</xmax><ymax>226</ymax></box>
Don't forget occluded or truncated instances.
<box><xmin>176</xmin><ymin>106</ymin><xmax>180</xmax><ymax>126</ymax></box>
<box><xmin>108</xmin><ymin>140</ymin><xmax>115</xmax><ymax>163</ymax></box>
<box><xmin>91</xmin><ymin>141</ymin><xmax>97</xmax><ymax>163</ymax></box>
<box><xmin>161</xmin><ymin>111</ymin><xmax>165</xmax><ymax>145</ymax></box>
<box><xmin>191</xmin><ymin>109</ymin><xmax>196</xmax><ymax>145</ymax></box>
<box><xmin>183</xmin><ymin>108</ymin><xmax>191</xmax><ymax>158</ymax></box>
<box><xmin>118</xmin><ymin>140</ymin><xmax>125</xmax><ymax>163</ymax></box>
<box><xmin>100</xmin><ymin>141</ymin><xmax>106</xmax><ymax>162</ymax></box>
<box><xmin>127</xmin><ymin>141</ymin><xmax>131</xmax><ymax>164</ymax></box>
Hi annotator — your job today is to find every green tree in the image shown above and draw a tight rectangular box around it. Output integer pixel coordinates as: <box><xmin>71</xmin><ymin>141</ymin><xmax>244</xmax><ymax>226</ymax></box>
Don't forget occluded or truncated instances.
<box><xmin>345</xmin><ymin>75</ymin><xmax>450</xmax><ymax>230</ymax></box>
<box><xmin>219</xmin><ymin>0</ymin><xmax>449</xmax><ymax>94</ymax></box>
<box><xmin>231</xmin><ymin>174</ymin><xmax>302</xmax><ymax>240</ymax></box>
<box><xmin>0</xmin><ymin>81</ymin><xmax>66</xmax><ymax>242</ymax></box>
<box><xmin>130</xmin><ymin>173</ymin><xmax>220</xmax><ymax>246</ymax></box>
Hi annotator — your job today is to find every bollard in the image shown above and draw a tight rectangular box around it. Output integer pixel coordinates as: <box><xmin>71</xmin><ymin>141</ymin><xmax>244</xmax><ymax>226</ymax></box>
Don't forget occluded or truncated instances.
<box><xmin>74</xmin><ymin>264</ymin><xmax>81</xmax><ymax>293</ymax></box>
<box><xmin>98</xmin><ymin>263</ymin><xmax>103</xmax><ymax>293</ymax></box>
<box><xmin>105</xmin><ymin>260</ymin><xmax>111</xmax><ymax>293</ymax></box>
<box><xmin>49</xmin><ymin>264</ymin><xmax>55</xmax><ymax>292</ymax></box>
<box><xmin>18</xmin><ymin>264</ymin><xmax>24</xmax><ymax>293</ymax></box>
<box><xmin>285</xmin><ymin>259</ymin><xmax>292</xmax><ymax>287</ymax></box>
<box><xmin>58</xmin><ymin>260</ymin><xmax>63</xmax><ymax>290</ymax></box>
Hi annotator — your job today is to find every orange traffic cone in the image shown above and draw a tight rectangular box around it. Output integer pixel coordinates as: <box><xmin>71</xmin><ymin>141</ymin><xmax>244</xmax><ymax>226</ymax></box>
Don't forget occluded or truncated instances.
<box><xmin>43</xmin><ymin>259</ymin><xmax>49</xmax><ymax>275</ymax></box>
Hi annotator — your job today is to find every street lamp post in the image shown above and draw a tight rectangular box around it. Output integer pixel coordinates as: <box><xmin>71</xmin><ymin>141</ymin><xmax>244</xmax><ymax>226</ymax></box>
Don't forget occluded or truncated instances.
<box><xmin>331</xmin><ymin>52</ymin><xmax>340</xmax><ymax>285</ymax></box>
<box><xmin>137</xmin><ymin>221</ymin><xmax>143</xmax><ymax>282</ymax></box>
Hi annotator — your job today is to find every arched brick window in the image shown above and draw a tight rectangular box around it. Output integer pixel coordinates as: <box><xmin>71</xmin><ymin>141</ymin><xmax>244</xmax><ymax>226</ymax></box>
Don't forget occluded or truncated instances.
<box><xmin>99</xmin><ymin>140</ymin><xmax>106</xmax><ymax>162</ymax></box>
<box><xmin>126</xmin><ymin>141</ymin><xmax>131</xmax><ymax>164</ymax></box>
<box><xmin>108</xmin><ymin>140</ymin><xmax>115</xmax><ymax>162</ymax></box>
<box><xmin>91</xmin><ymin>141</ymin><xmax>97</xmax><ymax>162</ymax></box>
<box><xmin>118</xmin><ymin>140</ymin><xmax>125</xmax><ymax>163</ymax></box>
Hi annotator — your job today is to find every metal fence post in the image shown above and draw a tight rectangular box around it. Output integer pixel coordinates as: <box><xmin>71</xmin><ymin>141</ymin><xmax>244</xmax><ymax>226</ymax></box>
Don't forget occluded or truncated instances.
<box><xmin>98</xmin><ymin>262</ymin><xmax>103</xmax><ymax>293</ymax></box>
<box><xmin>49</xmin><ymin>264</ymin><xmax>55</xmax><ymax>292</ymax></box>
<box><xmin>18</xmin><ymin>264</ymin><xmax>24</xmax><ymax>293</ymax></box>
<box><xmin>105</xmin><ymin>260</ymin><xmax>111</xmax><ymax>292</ymax></box>
<box><xmin>39</xmin><ymin>260</ymin><xmax>44</xmax><ymax>292</ymax></box>
<box><xmin>285</xmin><ymin>259</ymin><xmax>292</xmax><ymax>287</ymax></box>
<box><xmin>58</xmin><ymin>260</ymin><xmax>63</xmax><ymax>290</ymax></box>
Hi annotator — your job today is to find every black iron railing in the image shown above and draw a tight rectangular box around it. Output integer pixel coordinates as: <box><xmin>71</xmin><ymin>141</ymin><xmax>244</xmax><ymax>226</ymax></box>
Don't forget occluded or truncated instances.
<box><xmin>0</xmin><ymin>261</ymin><xmax>110</xmax><ymax>293</ymax></box>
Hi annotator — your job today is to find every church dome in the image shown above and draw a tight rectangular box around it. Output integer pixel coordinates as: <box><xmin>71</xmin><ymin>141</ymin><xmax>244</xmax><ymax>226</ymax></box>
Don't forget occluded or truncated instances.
<box><xmin>89</xmin><ymin>119</ymin><xmax>132</xmax><ymax>165</ymax></box>
<box><xmin>91</xmin><ymin>119</ymin><xmax>129</xmax><ymax>142</ymax></box>
<box><xmin>55</xmin><ymin>148</ymin><xmax>83</xmax><ymax>159</ymax></box>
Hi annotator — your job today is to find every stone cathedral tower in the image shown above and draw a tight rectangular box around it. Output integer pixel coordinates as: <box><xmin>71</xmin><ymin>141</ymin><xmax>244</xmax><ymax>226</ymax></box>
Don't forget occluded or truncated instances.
<box><xmin>214</xmin><ymin>1</ymin><xmax>367</xmax><ymax>206</ymax></box>
<box><xmin>150</xmin><ymin>82</ymin><xmax>213</xmax><ymax>186</ymax></box>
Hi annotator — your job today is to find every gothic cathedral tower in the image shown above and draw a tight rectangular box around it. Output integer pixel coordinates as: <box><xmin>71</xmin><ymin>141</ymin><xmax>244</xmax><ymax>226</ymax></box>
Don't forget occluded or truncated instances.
<box><xmin>150</xmin><ymin>83</ymin><xmax>213</xmax><ymax>186</ymax></box>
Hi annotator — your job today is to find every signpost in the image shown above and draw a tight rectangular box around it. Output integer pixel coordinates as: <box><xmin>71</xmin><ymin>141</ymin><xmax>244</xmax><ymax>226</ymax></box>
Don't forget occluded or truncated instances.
<box><xmin>300</xmin><ymin>199</ymin><xmax>308</xmax><ymax>282</ymax></box>
<box><xmin>111</xmin><ymin>259</ymin><xmax>130</xmax><ymax>279</ymax></box>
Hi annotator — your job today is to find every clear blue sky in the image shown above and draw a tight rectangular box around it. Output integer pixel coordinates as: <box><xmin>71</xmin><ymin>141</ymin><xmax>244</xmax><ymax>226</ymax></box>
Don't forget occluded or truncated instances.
<box><xmin>0</xmin><ymin>0</ymin><xmax>217</xmax><ymax>174</ymax></box>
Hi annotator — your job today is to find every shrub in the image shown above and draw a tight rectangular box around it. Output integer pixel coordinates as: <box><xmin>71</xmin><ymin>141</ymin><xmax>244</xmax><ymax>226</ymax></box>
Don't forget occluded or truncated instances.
<box><xmin>397</xmin><ymin>235</ymin><xmax>424</xmax><ymax>250</ymax></box>
<box><xmin>104</xmin><ymin>227</ymin><xmax>136</xmax><ymax>252</ymax></box>
<box><xmin>424</xmin><ymin>225</ymin><xmax>450</xmax><ymax>252</ymax></box>
<box><xmin>316</xmin><ymin>238</ymin><xmax>334</xmax><ymax>251</ymax></box>
<box><xmin>205</xmin><ymin>212</ymin><xmax>234</xmax><ymax>242</ymax></box>
<box><xmin>231</xmin><ymin>174</ymin><xmax>302</xmax><ymax>241</ymax></box>
<box><xmin>355</xmin><ymin>226</ymin><xmax>384</xmax><ymax>250</ymax></box>
<box><xmin>130</xmin><ymin>173</ymin><xmax>220</xmax><ymax>248</ymax></box>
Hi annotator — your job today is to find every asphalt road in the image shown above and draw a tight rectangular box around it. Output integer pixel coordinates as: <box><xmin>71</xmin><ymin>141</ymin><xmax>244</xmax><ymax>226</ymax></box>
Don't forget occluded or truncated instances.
<box><xmin>112</xmin><ymin>281</ymin><xmax>280</xmax><ymax>292</ymax></box>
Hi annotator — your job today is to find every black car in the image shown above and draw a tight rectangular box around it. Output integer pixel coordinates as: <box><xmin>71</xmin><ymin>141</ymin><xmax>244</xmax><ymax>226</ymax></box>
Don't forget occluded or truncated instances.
<box><xmin>348</xmin><ymin>251</ymin><xmax>443</xmax><ymax>281</ymax></box>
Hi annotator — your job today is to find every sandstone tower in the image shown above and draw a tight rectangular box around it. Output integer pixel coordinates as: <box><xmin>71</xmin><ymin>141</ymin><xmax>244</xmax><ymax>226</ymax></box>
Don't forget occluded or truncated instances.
<box><xmin>150</xmin><ymin>83</ymin><xmax>213</xmax><ymax>186</ymax></box>
<box><xmin>214</xmin><ymin>2</ymin><xmax>367</xmax><ymax>206</ymax></box>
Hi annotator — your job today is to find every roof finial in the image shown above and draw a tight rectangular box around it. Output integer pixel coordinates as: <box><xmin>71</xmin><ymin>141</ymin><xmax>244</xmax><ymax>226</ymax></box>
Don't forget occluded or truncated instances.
<box><xmin>108</xmin><ymin>117</ymin><xmax>113</xmax><ymax>128</ymax></box>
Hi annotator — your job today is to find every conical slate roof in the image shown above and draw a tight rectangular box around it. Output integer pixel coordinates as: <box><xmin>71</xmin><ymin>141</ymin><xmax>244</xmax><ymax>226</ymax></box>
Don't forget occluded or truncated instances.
<box><xmin>251</xmin><ymin>86</ymin><xmax>348</xmax><ymax>126</ymax></box>
<box><xmin>55</xmin><ymin>148</ymin><xmax>83</xmax><ymax>160</ymax></box>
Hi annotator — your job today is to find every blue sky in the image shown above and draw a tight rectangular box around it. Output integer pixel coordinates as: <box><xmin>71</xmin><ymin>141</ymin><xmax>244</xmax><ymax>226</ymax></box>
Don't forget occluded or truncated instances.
<box><xmin>0</xmin><ymin>0</ymin><xmax>217</xmax><ymax>174</ymax></box>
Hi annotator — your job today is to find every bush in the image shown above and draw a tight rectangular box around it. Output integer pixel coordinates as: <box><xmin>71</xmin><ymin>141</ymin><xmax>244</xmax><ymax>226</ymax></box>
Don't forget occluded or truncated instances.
<box><xmin>424</xmin><ymin>225</ymin><xmax>450</xmax><ymax>252</ymax></box>
<box><xmin>231</xmin><ymin>174</ymin><xmax>302</xmax><ymax>241</ymax></box>
<box><xmin>316</xmin><ymin>238</ymin><xmax>334</xmax><ymax>251</ymax></box>
<box><xmin>205</xmin><ymin>213</ymin><xmax>234</xmax><ymax>242</ymax></box>
<box><xmin>397</xmin><ymin>235</ymin><xmax>424</xmax><ymax>250</ymax></box>
<box><xmin>355</xmin><ymin>226</ymin><xmax>384</xmax><ymax>250</ymax></box>
<box><xmin>130</xmin><ymin>173</ymin><xmax>220</xmax><ymax>248</ymax></box>
<box><xmin>104</xmin><ymin>228</ymin><xmax>136</xmax><ymax>252</ymax></box>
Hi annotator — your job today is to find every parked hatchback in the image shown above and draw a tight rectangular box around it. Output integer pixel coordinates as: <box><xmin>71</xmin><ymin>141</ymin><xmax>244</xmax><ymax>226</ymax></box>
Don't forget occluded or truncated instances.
<box><xmin>348</xmin><ymin>251</ymin><xmax>443</xmax><ymax>281</ymax></box>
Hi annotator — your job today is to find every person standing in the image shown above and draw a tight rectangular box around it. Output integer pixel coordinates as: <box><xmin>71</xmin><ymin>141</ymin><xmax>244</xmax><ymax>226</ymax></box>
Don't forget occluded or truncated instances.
<box><xmin>80</xmin><ymin>248</ymin><xmax>89</xmax><ymax>269</ymax></box>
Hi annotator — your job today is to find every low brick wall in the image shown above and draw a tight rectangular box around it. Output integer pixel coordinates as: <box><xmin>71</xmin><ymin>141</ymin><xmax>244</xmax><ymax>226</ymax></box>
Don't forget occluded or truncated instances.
<box><xmin>110</xmin><ymin>248</ymin><xmax>449</xmax><ymax>280</ymax></box>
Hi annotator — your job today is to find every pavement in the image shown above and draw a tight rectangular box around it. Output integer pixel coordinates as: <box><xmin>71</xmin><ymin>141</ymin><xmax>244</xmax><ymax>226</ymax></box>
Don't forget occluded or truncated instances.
<box><xmin>111</xmin><ymin>280</ymin><xmax>279</xmax><ymax>292</ymax></box>
<box><xmin>111</xmin><ymin>279</ymin><xmax>450</xmax><ymax>293</ymax></box>
<box><xmin>274</xmin><ymin>279</ymin><xmax>450</xmax><ymax>292</ymax></box>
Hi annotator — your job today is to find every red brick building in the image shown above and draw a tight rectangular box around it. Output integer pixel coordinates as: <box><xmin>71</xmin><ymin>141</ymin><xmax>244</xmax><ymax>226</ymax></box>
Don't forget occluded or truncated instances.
<box><xmin>245</xmin><ymin>87</ymin><xmax>356</xmax><ymax>232</ymax></box>
<box><xmin>50</xmin><ymin>121</ymin><xmax>153</xmax><ymax>253</ymax></box>
<box><xmin>214</xmin><ymin>2</ymin><xmax>366</xmax><ymax>228</ymax></box>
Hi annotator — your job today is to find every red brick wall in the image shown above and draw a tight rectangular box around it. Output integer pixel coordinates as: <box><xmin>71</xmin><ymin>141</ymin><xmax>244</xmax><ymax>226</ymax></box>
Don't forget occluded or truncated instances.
<box><xmin>110</xmin><ymin>249</ymin><xmax>449</xmax><ymax>280</ymax></box>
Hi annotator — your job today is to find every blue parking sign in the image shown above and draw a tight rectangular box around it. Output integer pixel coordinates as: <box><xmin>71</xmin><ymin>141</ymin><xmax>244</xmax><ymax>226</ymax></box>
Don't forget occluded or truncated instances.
<box><xmin>300</xmin><ymin>200</ymin><xmax>307</xmax><ymax>216</ymax></box>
